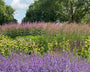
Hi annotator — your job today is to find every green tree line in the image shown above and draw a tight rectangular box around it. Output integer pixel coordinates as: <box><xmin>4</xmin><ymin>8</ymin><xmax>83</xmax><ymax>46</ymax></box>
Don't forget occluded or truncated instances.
<box><xmin>0</xmin><ymin>0</ymin><xmax>17</xmax><ymax>25</ymax></box>
<box><xmin>22</xmin><ymin>0</ymin><xmax>90</xmax><ymax>23</ymax></box>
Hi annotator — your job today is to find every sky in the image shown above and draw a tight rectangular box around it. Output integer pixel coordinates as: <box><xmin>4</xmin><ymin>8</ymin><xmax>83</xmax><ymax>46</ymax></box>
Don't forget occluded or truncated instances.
<box><xmin>4</xmin><ymin>0</ymin><xmax>34</xmax><ymax>23</ymax></box>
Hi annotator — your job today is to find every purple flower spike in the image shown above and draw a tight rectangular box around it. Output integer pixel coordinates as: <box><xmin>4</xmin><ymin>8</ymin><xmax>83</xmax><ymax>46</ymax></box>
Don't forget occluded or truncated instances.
<box><xmin>0</xmin><ymin>52</ymin><xmax>90</xmax><ymax>72</ymax></box>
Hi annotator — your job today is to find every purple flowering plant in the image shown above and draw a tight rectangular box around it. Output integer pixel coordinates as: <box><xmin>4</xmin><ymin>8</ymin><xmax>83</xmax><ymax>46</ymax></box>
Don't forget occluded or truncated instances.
<box><xmin>0</xmin><ymin>52</ymin><xmax>90</xmax><ymax>72</ymax></box>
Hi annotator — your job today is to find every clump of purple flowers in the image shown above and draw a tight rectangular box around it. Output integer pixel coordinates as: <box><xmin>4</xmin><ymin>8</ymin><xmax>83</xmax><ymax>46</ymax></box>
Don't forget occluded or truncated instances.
<box><xmin>0</xmin><ymin>52</ymin><xmax>90</xmax><ymax>72</ymax></box>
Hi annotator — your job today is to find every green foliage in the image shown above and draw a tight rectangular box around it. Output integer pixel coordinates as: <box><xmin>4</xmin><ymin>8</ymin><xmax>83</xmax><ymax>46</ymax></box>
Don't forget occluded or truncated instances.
<box><xmin>0</xmin><ymin>35</ymin><xmax>89</xmax><ymax>59</ymax></box>
<box><xmin>2</xmin><ymin>26</ymin><xmax>45</xmax><ymax>38</ymax></box>
<box><xmin>22</xmin><ymin>0</ymin><xmax>89</xmax><ymax>23</ymax></box>
<box><xmin>22</xmin><ymin>0</ymin><xmax>60</xmax><ymax>22</ymax></box>
<box><xmin>0</xmin><ymin>0</ymin><xmax>17</xmax><ymax>25</ymax></box>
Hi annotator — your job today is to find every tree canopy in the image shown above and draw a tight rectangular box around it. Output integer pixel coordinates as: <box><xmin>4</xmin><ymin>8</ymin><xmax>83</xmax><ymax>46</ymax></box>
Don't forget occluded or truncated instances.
<box><xmin>22</xmin><ymin>0</ymin><xmax>90</xmax><ymax>23</ymax></box>
<box><xmin>0</xmin><ymin>0</ymin><xmax>17</xmax><ymax>25</ymax></box>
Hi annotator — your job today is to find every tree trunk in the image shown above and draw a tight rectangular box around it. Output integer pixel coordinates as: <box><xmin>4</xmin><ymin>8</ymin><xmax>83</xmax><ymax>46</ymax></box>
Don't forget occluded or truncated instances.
<box><xmin>70</xmin><ymin>1</ymin><xmax>74</xmax><ymax>22</ymax></box>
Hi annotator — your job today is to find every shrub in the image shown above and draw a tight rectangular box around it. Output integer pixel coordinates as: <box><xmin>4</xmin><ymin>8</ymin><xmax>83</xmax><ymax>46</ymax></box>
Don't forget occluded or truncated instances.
<box><xmin>0</xmin><ymin>35</ymin><xmax>89</xmax><ymax>58</ymax></box>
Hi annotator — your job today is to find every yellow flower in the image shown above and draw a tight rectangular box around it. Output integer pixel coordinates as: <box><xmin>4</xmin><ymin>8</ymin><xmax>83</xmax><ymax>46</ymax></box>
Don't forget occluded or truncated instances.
<box><xmin>0</xmin><ymin>40</ymin><xmax>2</xmax><ymax>42</ymax></box>
<box><xmin>85</xmin><ymin>41</ymin><xmax>87</xmax><ymax>44</ymax></box>
<box><xmin>85</xmin><ymin>45</ymin><xmax>88</xmax><ymax>47</ymax></box>
<box><xmin>0</xmin><ymin>44</ymin><xmax>3</xmax><ymax>47</ymax></box>
<box><xmin>25</xmin><ymin>43</ymin><xmax>28</xmax><ymax>46</ymax></box>
<box><xmin>38</xmin><ymin>48</ymin><xmax>40</xmax><ymax>51</ymax></box>
<box><xmin>87</xmin><ymin>40</ymin><xmax>90</xmax><ymax>42</ymax></box>
<box><xmin>88</xmin><ymin>48</ymin><xmax>90</xmax><ymax>51</ymax></box>
<box><xmin>1</xmin><ymin>49</ymin><xmax>5</xmax><ymax>54</ymax></box>
<box><xmin>20</xmin><ymin>44</ymin><xmax>23</xmax><ymax>46</ymax></box>
<box><xmin>41</xmin><ymin>47</ymin><xmax>44</xmax><ymax>50</ymax></box>
<box><xmin>85</xmin><ymin>50</ymin><xmax>87</xmax><ymax>53</ymax></box>
<box><xmin>67</xmin><ymin>40</ymin><xmax>69</xmax><ymax>42</ymax></box>
<box><xmin>1</xmin><ymin>51</ymin><xmax>4</xmax><ymax>54</ymax></box>
<box><xmin>33</xmin><ymin>42</ymin><xmax>35</xmax><ymax>46</ymax></box>
<box><xmin>55</xmin><ymin>42</ymin><xmax>58</xmax><ymax>46</ymax></box>
<box><xmin>34</xmin><ymin>48</ymin><xmax>38</xmax><ymax>53</ymax></box>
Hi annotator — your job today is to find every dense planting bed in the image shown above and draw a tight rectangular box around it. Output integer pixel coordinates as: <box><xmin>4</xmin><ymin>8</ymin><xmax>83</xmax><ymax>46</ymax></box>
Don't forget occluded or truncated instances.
<box><xmin>0</xmin><ymin>35</ymin><xmax>90</xmax><ymax>59</ymax></box>
<box><xmin>0</xmin><ymin>22</ymin><xmax>90</xmax><ymax>72</ymax></box>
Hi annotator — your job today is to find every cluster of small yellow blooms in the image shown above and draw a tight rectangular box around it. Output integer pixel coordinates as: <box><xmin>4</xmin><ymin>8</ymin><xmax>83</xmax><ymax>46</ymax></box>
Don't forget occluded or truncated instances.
<box><xmin>0</xmin><ymin>35</ymin><xmax>89</xmax><ymax>58</ymax></box>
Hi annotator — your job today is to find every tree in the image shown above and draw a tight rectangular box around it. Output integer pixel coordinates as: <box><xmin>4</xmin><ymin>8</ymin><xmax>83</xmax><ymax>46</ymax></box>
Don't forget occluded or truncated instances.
<box><xmin>56</xmin><ymin>0</ymin><xmax>90</xmax><ymax>23</ymax></box>
<box><xmin>0</xmin><ymin>0</ymin><xmax>17</xmax><ymax>25</ymax></box>
<box><xmin>22</xmin><ymin>0</ymin><xmax>58</xmax><ymax>22</ymax></box>
<box><xmin>22</xmin><ymin>0</ymin><xmax>90</xmax><ymax>23</ymax></box>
